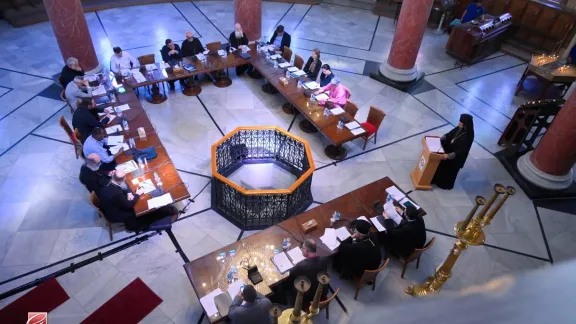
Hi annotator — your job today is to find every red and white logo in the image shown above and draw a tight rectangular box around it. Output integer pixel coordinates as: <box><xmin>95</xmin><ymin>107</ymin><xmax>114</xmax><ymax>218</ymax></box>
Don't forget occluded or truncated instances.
<box><xmin>27</xmin><ymin>312</ymin><xmax>47</xmax><ymax>324</ymax></box>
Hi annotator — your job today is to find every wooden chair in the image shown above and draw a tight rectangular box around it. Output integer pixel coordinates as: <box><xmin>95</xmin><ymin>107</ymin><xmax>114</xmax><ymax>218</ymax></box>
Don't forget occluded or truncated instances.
<box><xmin>74</xmin><ymin>128</ymin><xmax>83</xmax><ymax>144</ymax></box>
<box><xmin>360</xmin><ymin>106</ymin><xmax>386</xmax><ymax>150</ymax></box>
<box><xmin>73</xmin><ymin>128</ymin><xmax>85</xmax><ymax>160</ymax></box>
<box><xmin>344</xmin><ymin>99</ymin><xmax>359</xmax><ymax>119</ymax></box>
<box><xmin>137</xmin><ymin>54</ymin><xmax>155</xmax><ymax>65</ymax></box>
<box><xmin>89</xmin><ymin>192</ymin><xmax>122</xmax><ymax>241</ymax></box>
<box><xmin>59</xmin><ymin>116</ymin><xmax>82</xmax><ymax>159</ymax></box>
<box><xmin>399</xmin><ymin>237</ymin><xmax>436</xmax><ymax>278</ymax></box>
<box><xmin>318</xmin><ymin>288</ymin><xmax>339</xmax><ymax>320</ymax></box>
<box><xmin>206</xmin><ymin>41</ymin><xmax>222</xmax><ymax>51</ymax></box>
<box><xmin>353</xmin><ymin>258</ymin><xmax>390</xmax><ymax>300</ymax></box>
<box><xmin>283</xmin><ymin>46</ymin><xmax>293</xmax><ymax>62</ymax></box>
<box><xmin>294</xmin><ymin>54</ymin><xmax>304</xmax><ymax>70</ymax></box>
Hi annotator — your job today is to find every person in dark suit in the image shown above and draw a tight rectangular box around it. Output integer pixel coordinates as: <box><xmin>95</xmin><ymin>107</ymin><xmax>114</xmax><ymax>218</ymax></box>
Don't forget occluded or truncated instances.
<box><xmin>333</xmin><ymin>220</ymin><xmax>381</xmax><ymax>279</ymax></box>
<box><xmin>181</xmin><ymin>31</ymin><xmax>205</xmax><ymax>57</ymax></box>
<box><xmin>319</xmin><ymin>64</ymin><xmax>335</xmax><ymax>87</ymax></box>
<box><xmin>72</xmin><ymin>97</ymin><xmax>111</xmax><ymax>143</ymax></box>
<box><xmin>284</xmin><ymin>239</ymin><xmax>328</xmax><ymax>309</ymax></box>
<box><xmin>161</xmin><ymin>38</ymin><xmax>184</xmax><ymax>90</ymax></box>
<box><xmin>79</xmin><ymin>153</ymin><xmax>111</xmax><ymax>193</ymax></box>
<box><xmin>60</xmin><ymin>57</ymin><xmax>84</xmax><ymax>87</ymax></box>
<box><xmin>268</xmin><ymin>25</ymin><xmax>291</xmax><ymax>53</ymax></box>
<box><xmin>379</xmin><ymin>205</ymin><xmax>426</xmax><ymax>258</ymax></box>
<box><xmin>96</xmin><ymin>170</ymin><xmax>178</xmax><ymax>231</ymax></box>
<box><xmin>228</xmin><ymin>285</ymin><xmax>272</xmax><ymax>324</ymax></box>
<box><xmin>229</xmin><ymin>23</ymin><xmax>250</xmax><ymax>75</ymax></box>
<box><xmin>303</xmin><ymin>49</ymin><xmax>322</xmax><ymax>80</ymax></box>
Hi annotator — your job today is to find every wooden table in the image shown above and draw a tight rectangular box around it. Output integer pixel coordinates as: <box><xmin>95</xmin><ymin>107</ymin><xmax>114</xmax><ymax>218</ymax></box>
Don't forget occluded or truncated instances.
<box><xmin>515</xmin><ymin>54</ymin><xmax>576</xmax><ymax>100</ymax></box>
<box><xmin>249</xmin><ymin>44</ymin><xmax>366</xmax><ymax>160</ymax></box>
<box><xmin>122</xmin><ymin>51</ymin><xmax>252</xmax><ymax>102</ymax></box>
<box><xmin>97</xmin><ymin>81</ymin><xmax>191</xmax><ymax>216</ymax></box>
<box><xmin>183</xmin><ymin>176</ymin><xmax>425</xmax><ymax>323</ymax></box>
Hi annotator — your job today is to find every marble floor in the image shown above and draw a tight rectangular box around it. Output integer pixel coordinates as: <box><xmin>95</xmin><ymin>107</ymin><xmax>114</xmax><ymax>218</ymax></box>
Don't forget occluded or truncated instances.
<box><xmin>0</xmin><ymin>1</ymin><xmax>574</xmax><ymax>323</ymax></box>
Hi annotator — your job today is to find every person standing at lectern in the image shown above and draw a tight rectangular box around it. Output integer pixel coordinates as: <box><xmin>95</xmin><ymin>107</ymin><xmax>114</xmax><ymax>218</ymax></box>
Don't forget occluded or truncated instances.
<box><xmin>431</xmin><ymin>114</ymin><xmax>475</xmax><ymax>190</ymax></box>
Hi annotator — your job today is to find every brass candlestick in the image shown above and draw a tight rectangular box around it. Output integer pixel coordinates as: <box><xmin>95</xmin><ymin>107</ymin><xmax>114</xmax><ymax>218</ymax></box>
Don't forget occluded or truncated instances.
<box><xmin>306</xmin><ymin>272</ymin><xmax>330</xmax><ymax>319</ymax></box>
<box><xmin>405</xmin><ymin>184</ymin><xmax>515</xmax><ymax>297</ymax></box>
<box><xmin>279</xmin><ymin>276</ymin><xmax>312</xmax><ymax>324</ymax></box>
<box><xmin>270</xmin><ymin>304</ymin><xmax>283</xmax><ymax>324</ymax></box>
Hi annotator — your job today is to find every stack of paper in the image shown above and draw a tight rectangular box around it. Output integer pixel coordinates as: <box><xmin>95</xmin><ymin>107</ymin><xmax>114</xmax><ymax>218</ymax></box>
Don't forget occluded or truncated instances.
<box><xmin>270</xmin><ymin>54</ymin><xmax>281</xmax><ymax>59</ymax></box>
<box><xmin>385</xmin><ymin>186</ymin><xmax>405</xmax><ymax>201</ymax></box>
<box><xmin>227</xmin><ymin>280</ymin><xmax>245</xmax><ymax>299</ymax></box>
<box><xmin>278</xmin><ymin>62</ymin><xmax>291</xmax><ymax>68</ymax></box>
<box><xmin>105</xmin><ymin>125</ymin><xmax>123</xmax><ymax>134</ymax></box>
<box><xmin>145</xmin><ymin>64</ymin><xmax>157</xmax><ymax>70</ymax></box>
<box><xmin>200</xmin><ymin>288</ymin><xmax>223</xmax><ymax>317</ymax></box>
<box><xmin>109</xmin><ymin>143</ymin><xmax>128</xmax><ymax>155</ymax></box>
<box><xmin>293</xmin><ymin>70</ymin><xmax>306</xmax><ymax>77</ymax></box>
<box><xmin>345</xmin><ymin>121</ymin><xmax>361</xmax><ymax>130</ymax></box>
<box><xmin>132</xmin><ymin>71</ymin><xmax>147</xmax><ymax>83</ymax></box>
<box><xmin>92</xmin><ymin>85</ymin><xmax>106</xmax><ymax>96</ymax></box>
<box><xmin>116</xmin><ymin>160</ymin><xmax>138</xmax><ymax>173</ymax></box>
<box><xmin>320</xmin><ymin>228</ymin><xmax>340</xmax><ymax>251</ymax></box>
<box><xmin>335</xmin><ymin>227</ymin><xmax>351</xmax><ymax>241</ymax></box>
<box><xmin>384</xmin><ymin>200</ymin><xmax>403</xmax><ymax>225</ymax></box>
<box><xmin>287</xmin><ymin>247</ymin><xmax>305</xmax><ymax>265</ymax></box>
<box><xmin>357</xmin><ymin>216</ymin><xmax>371</xmax><ymax>223</ymax></box>
<box><xmin>314</xmin><ymin>93</ymin><xmax>329</xmax><ymax>102</ymax></box>
<box><xmin>370</xmin><ymin>217</ymin><xmax>386</xmax><ymax>232</ymax></box>
<box><xmin>196</xmin><ymin>53</ymin><xmax>206</xmax><ymax>61</ymax></box>
<box><xmin>287</xmin><ymin>67</ymin><xmax>299</xmax><ymax>72</ymax></box>
<box><xmin>138</xmin><ymin>179</ymin><xmax>156</xmax><ymax>194</ymax></box>
<box><xmin>330</xmin><ymin>107</ymin><xmax>345</xmax><ymax>115</ymax></box>
<box><xmin>351</xmin><ymin>128</ymin><xmax>365</xmax><ymax>136</ymax></box>
<box><xmin>147</xmin><ymin>193</ymin><xmax>174</xmax><ymax>209</ymax></box>
<box><xmin>107</xmin><ymin>135</ymin><xmax>124</xmax><ymax>146</ymax></box>
<box><xmin>115</xmin><ymin>104</ymin><xmax>131</xmax><ymax>112</ymax></box>
<box><xmin>425</xmin><ymin>137</ymin><xmax>444</xmax><ymax>153</ymax></box>
<box><xmin>304</xmin><ymin>81</ymin><xmax>320</xmax><ymax>90</ymax></box>
<box><xmin>272</xmin><ymin>252</ymin><xmax>294</xmax><ymax>274</ymax></box>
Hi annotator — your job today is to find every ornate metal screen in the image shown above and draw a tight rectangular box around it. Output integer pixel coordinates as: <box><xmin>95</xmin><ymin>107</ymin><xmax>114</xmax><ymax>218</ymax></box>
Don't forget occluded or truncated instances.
<box><xmin>211</xmin><ymin>127</ymin><xmax>314</xmax><ymax>230</ymax></box>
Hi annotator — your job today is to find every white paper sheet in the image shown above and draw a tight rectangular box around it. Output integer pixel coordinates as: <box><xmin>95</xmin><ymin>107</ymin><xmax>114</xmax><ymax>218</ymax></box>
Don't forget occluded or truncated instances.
<box><xmin>385</xmin><ymin>186</ymin><xmax>405</xmax><ymax>201</ymax></box>
<box><xmin>147</xmin><ymin>193</ymin><xmax>174</xmax><ymax>209</ymax></box>
<box><xmin>200</xmin><ymin>288</ymin><xmax>223</xmax><ymax>317</ymax></box>
<box><xmin>426</xmin><ymin>136</ymin><xmax>444</xmax><ymax>153</ymax></box>
<box><xmin>227</xmin><ymin>280</ymin><xmax>245</xmax><ymax>300</ymax></box>
<box><xmin>92</xmin><ymin>85</ymin><xmax>107</xmax><ymax>96</ymax></box>
<box><xmin>196</xmin><ymin>53</ymin><xmax>206</xmax><ymax>60</ymax></box>
<box><xmin>345</xmin><ymin>121</ymin><xmax>361</xmax><ymax>130</ymax></box>
<box><xmin>335</xmin><ymin>227</ymin><xmax>351</xmax><ymax>241</ymax></box>
<box><xmin>287</xmin><ymin>67</ymin><xmax>299</xmax><ymax>72</ymax></box>
<box><xmin>162</xmin><ymin>62</ymin><xmax>170</xmax><ymax>69</ymax></box>
<box><xmin>270</xmin><ymin>54</ymin><xmax>281</xmax><ymax>59</ymax></box>
<box><xmin>351</xmin><ymin>128</ymin><xmax>366</xmax><ymax>136</ymax></box>
<box><xmin>116</xmin><ymin>160</ymin><xmax>138</xmax><ymax>173</ymax></box>
<box><xmin>320</xmin><ymin>228</ymin><xmax>340</xmax><ymax>251</ymax></box>
<box><xmin>329</xmin><ymin>107</ymin><xmax>344</xmax><ymax>115</ymax></box>
<box><xmin>399</xmin><ymin>197</ymin><xmax>420</xmax><ymax>211</ymax></box>
<box><xmin>105</xmin><ymin>125</ymin><xmax>123</xmax><ymax>134</ymax></box>
<box><xmin>145</xmin><ymin>64</ymin><xmax>157</xmax><ymax>70</ymax></box>
<box><xmin>137</xmin><ymin>179</ymin><xmax>156</xmax><ymax>194</ymax></box>
<box><xmin>109</xmin><ymin>143</ymin><xmax>129</xmax><ymax>155</ymax></box>
<box><xmin>357</xmin><ymin>216</ymin><xmax>370</xmax><ymax>223</ymax></box>
<box><xmin>203</xmin><ymin>50</ymin><xmax>210</xmax><ymax>55</ymax></box>
<box><xmin>384</xmin><ymin>200</ymin><xmax>403</xmax><ymax>225</ymax></box>
<box><xmin>278</xmin><ymin>62</ymin><xmax>291</xmax><ymax>68</ymax></box>
<box><xmin>106</xmin><ymin>135</ymin><xmax>124</xmax><ymax>146</ymax></box>
<box><xmin>370</xmin><ymin>217</ymin><xmax>386</xmax><ymax>232</ymax></box>
<box><xmin>132</xmin><ymin>71</ymin><xmax>147</xmax><ymax>83</ymax></box>
<box><xmin>287</xmin><ymin>247</ymin><xmax>305</xmax><ymax>265</ymax></box>
<box><xmin>116</xmin><ymin>104</ymin><xmax>131</xmax><ymax>111</ymax></box>
<box><xmin>293</xmin><ymin>70</ymin><xmax>306</xmax><ymax>77</ymax></box>
<box><xmin>304</xmin><ymin>81</ymin><xmax>320</xmax><ymax>90</ymax></box>
<box><xmin>240</xmin><ymin>45</ymin><xmax>250</xmax><ymax>51</ymax></box>
<box><xmin>314</xmin><ymin>93</ymin><xmax>329</xmax><ymax>101</ymax></box>
<box><xmin>218</xmin><ymin>50</ymin><xmax>227</xmax><ymax>56</ymax></box>
<box><xmin>272</xmin><ymin>252</ymin><xmax>294</xmax><ymax>274</ymax></box>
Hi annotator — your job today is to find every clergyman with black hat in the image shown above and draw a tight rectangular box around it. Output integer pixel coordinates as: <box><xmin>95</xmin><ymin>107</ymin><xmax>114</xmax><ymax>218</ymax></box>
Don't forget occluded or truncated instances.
<box><xmin>333</xmin><ymin>219</ymin><xmax>382</xmax><ymax>279</ymax></box>
<box><xmin>229</xmin><ymin>284</ymin><xmax>272</xmax><ymax>324</ymax></box>
<box><xmin>378</xmin><ymin>205</ymin><xmax>426</xmax><ymax>258</ymax></box>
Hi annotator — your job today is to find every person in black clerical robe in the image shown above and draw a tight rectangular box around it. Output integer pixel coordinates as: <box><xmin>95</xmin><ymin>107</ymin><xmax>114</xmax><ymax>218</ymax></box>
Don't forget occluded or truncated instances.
<box><xmin>333</xmin><ymin>220</ymin><xmax>382</xmax><ymax>279</ymax></box>
<box><xmin>432</xmin><ymin>114</ymin><xmax>475</xmax><ymax>190</ymax></box>
<box><xmin>229</xmin><ymin>23</ymin><xmax>250</xmax><ymax>75</ymax></box>
<box><xmin>181</xmin><ymin>31</ymin><xmax>205</xmax><ymax>57</ymax></box>
<box><xmin>378</xmin><ymin>206</ymin><xmax>426</xmax><ymax>258</ymax></box>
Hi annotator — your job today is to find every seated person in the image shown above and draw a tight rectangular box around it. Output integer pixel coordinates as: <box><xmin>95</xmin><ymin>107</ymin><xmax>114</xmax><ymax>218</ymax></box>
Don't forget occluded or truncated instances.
<box><xmin>110</xmin><ymin>47</ymin><xmax>139</xmax><ymax>74</ymax></box>
<box><xmin>229</xmin><ymin>285</ymin><xmax>272</xmax><ymax>324</ymax></box>
<box><xmin>161</xmin><ymin>38</ymin><xmax>184</xmax><ymax>89</ymax></box>
<box><xmin>567</xmin><ymin>44</ymin><xmax>576</xmax><ymax>65</ymax></box>
<box><xmin>181</xmin><ymin>31</ymin><xmax>205</xmax><ymax>57</ymax></box>
<box><xmin>268</xmin><ymin>25</ymin><xmax>291</xmax><ymax>53</ymax></box>
<box><xmin>82</xmin><ymin>127</ymin><xmax>124</xmax><ymax>171</ymax></box>
<box><xmin>319</xmin><ymin>64</ymin><xmax>334</xmax><ymax>87</ymax></box>
<box><xmin>462</xmin><ymin>0</ymin><xmax>485</xmax><ymax>23</ymax></box>
<box><xmin>60</xmin><ymin>57</ymin><xmax>84</xmax><ymax>87</ymax></box>
<box><xmin>96</xmin><ymin>170</ymin><xmax>179</xmax><ymax>231</ymax></box>
<box><xmin>314</xmin><ymin>76</ymin><xmax>349</xmax><ymax>107</ymax></box>
<box><xmin>72</xmin><ymin>97</ymin><xmax>112</xmax><ymax>142</ymax></box>
<box><xmin>378</xmin><ymin>205</ymin><xmax>426</xmax><ymax>258</ymax></box>
<box><xmin>284</xmin><ymin>239</ymin><xmax>328</xmax><ymax>310</ymax></box>
<box><xmin>333</xmin><ymin>219</ymin><xmax>381</xmax><ymax>279</ymax></box>
<box><xmin>65</xmin><ymin>76</ymin><xmax>93</xmax><ymax>111</ymax></box>
<box><xmin>79</xmin><ymin>153</ymin><xmax>112</xmax><ymax>193</ymax></box>
<box><xmin>303</xmin><ymin>49</ymin><xmax>322</xmax><ymax>80</ymax></box>
<box><xmin>229</xmin><ymin>23</ymin><xmax>250</xmax><ymax>75</ymax></box>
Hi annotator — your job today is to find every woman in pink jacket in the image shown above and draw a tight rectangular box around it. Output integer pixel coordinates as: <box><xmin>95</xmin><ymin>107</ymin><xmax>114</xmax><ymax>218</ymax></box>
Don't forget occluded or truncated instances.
<box><xmin>314</xmin><ymin>76</ymin><xmax>349</xmax><ymax>106</ymax></box>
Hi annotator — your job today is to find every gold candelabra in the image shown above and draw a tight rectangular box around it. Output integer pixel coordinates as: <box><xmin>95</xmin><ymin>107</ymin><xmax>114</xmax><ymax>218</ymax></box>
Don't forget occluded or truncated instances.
<box><xmin>306</xmin><ymin>272</ymin><xmax>330</xmax><ymax>319</ymax></box>
<box><xmin>405</xmin><ymin>184</ymin><xmax>516</xmax><ymax>297</ymax></box>
<box><xmin>278</xmin><ymin>276</ymin><xmax>312</xmax><ymax>324</ymax></box>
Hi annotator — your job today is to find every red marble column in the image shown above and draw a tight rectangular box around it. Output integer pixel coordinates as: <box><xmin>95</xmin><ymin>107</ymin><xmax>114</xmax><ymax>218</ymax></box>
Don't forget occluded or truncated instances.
<box><xmin>234</xmin><ymin>0</ymin><xmax>262</xmax><ymax>42</ymax></box>
<box><xmin>379</xmin><ymin>0</ymin><xmax>434</xmax><ymax>82</ymax></box>
<box><xmin>44</xmin><ymin>0</ymin><xmax>101</xmax><ymax>73</ymax></box>
<box><xmin>517</xmin><ymin>92</ymin><xmax>576</xmax><ymax>189</ymax></box>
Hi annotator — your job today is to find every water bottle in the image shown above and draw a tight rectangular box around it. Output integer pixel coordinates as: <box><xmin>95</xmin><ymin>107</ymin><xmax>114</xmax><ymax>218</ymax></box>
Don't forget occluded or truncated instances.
<box><xmin>115</xmin><ymin>106</ymin><xmax>122</xmax><ymax>118</ymax></box>
<box><xmin>297</xmin><ymin>80</ymin><xmax>302</xmax><ymax>90</ymax></box>
<box><xmin>137</xmin><ymin>157</ymin><xmax>144</xmax><ymax>170</ymax></box>
<box><xmin>154</xmin><ymin>172</ymin><xmax>160</xmax><ymax>184</ymax></box>
<box><xmin>274</xmin><ymin>60</ymin><xmax>278</xmax><ymax>69</ymax></box>
<box><xmin>333</xmin><ymin>211</ymin><xmax>341</xmax><ymax>221</ymax></box>
<box><xmin>129</xmin><ymin>137</ymin><xmax>135</xmax><ymax>149</ymax></box>
<box><xmin>286</xmin><ymin>238</ymin><xmax>291</xmax><ymax>249</ymax></box>
<box><xmin>386</xmin><ymin>194</ymin><xmax>393</xmax><ymax>203</ymax></box>
<box><xmin>337</xmin><ymin>120</ymin><xmax>344</xmax><ymax>133</ymax></box>
<box><xmin>266</xmin><ymin>52</ymin><xmax>270</xmax><ymax>62</ymax></box>
<box><xmin>323</xmin><ymin>107</ymin><xmax>329</xmax><ymax>119</ymax></box>
<box><xmin>257</xmin><ymin>43</ymin><xmax>261</xmax><ymax>52</ymax></box>
<box><xmin>285</xmin><ymin>70</ymin><xmax>290</xmax><ymax>80</ymax></box>
<box><xmin>282</xmin><ymin>238</ymin><xmax>288</xmax><ymax>250</ymax></box>
<box><xmin>122</xmin><ymin>119</ymin><xmax>129</xmax><ymax>131</ymax></box>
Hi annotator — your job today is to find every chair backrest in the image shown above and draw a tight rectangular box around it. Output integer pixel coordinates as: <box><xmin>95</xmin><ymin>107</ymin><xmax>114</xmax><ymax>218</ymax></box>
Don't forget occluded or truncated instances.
<box><xmin>206</xmin><ymin>41</ymin><xmax>221</xmax><ymax>51</ymax></box>
<box><xmin>406</xmin><ymin>237</ymin><xmax>435</xmax><ymax>262</ymax></box>
<box><xmin>283</xmin><ymin>46</ymin><xmax>293</xmax><ymax>62</ymax></box>
<box><xmin>344</xmin><ymin>99</ymin><xmax>359</xmax><ymax>118</ymax></box>
<box><xmin>58</xmin><ymin>75</ymin><xmax>65</xmax><ymax>88</ymax></box>
<box><xmin>359</xmin><ymin>258</ymin><xmax>390</xmax><ymax>284</ymax></box>
<box><xmin>74</xmin><ymin>128</ymin><xmax>83</xmax><ymax>143</ymax></box>
<box><xmin>59</xmin><ymin>115</ymin><xmax>74</xmax><ymax>140</ymax></box>
<box><xmin>366</xmin><ymin>106</ymin><xmax>386</xmax><ymax>131</ymax></box>
<box><xmin>294</xmin><ymin>55</ymin><xmax>304</xmax><ymax>70</ymax></box>
<box><xmin>344</xmin><ymin>87</ymin><xmax>351</xmax><ymax>99</ymax></box>
<box><xmin>137</xmin><ymin>54</ymin><xmax>155</xmax><ymax>65</ymax></box>
<box><xmin>89</xmin><ymin>192</ymin><xmax>110</xmax><ymax>220</ymax></box>
<box><xmin>318</xmin><ymin>288</ymin><xmax>339</xmax><ymax>310</ymax></box>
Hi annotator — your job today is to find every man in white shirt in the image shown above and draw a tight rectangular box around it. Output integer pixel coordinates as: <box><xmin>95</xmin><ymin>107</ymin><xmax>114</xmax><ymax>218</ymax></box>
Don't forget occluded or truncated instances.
<box><xmin>110</xmin><ymin>47</ymin><xmax>139</xmax><ymax>74</ymax></box>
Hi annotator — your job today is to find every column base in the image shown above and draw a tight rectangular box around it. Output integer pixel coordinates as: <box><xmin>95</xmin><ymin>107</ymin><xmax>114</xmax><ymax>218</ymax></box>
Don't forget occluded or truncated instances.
<box><xmin>85</xmin><ymin>63</ymin><xmax>103</xmax><ymax>75</ymax></box>
<box><xmin>517</xmin><ymin>151</ymin><xmax>574</xmax><ymax>190</ymax></box>
<box><xmin>370</xmin><ymin>62</ymin><xmax>425</xmax><ymax>92</ymax></box>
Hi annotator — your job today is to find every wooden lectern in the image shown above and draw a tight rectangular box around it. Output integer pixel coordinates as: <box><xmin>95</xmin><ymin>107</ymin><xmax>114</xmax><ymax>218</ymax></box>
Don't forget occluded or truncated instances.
<box><xmin>410</xmin><ymin>136</ymin><xmax>443</xmax><ymax>190</ymax></box>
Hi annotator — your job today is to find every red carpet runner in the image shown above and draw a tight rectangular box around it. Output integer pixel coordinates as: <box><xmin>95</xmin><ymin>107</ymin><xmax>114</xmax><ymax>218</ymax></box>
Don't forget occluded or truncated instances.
<box><xmin>0</xmin><ymin>277</ymin><xmax>70</xmax><ymax>323</ymax></box>
<box><xmin>81</xmin><ymin>277</ymin><xmax>162</xmax><ymax>324</ymax></box>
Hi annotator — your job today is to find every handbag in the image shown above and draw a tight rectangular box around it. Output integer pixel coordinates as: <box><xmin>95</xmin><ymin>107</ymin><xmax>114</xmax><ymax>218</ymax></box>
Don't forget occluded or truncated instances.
<box><xmin>132</xmin><ymin>146</ymin><xmax>157</xmax><ymax>162</ymax></box>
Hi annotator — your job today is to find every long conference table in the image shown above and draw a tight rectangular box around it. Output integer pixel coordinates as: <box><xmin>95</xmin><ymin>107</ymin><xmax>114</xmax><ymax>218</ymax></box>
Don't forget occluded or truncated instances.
<box><xmin>183</xmin><ymin>176</ymin><xmax>426</xmax><ymax>323</ymax></box>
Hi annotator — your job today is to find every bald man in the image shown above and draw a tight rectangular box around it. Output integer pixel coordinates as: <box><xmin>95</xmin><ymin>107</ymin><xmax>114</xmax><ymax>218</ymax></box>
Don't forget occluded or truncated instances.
<box><xmin>96</xmin><ymin>170</ymin><xmax>179</xmax><ymax>231</ymax></box>
<box><xmin>181</xmin><ymin>31</ymin><xmax>205</xmax><ymax>58</ymax></box>
<box><xmin>79</xmin><ymin>153</ymin><xmax>112</xmax><ymax>192</ymax></box>
<box><xmin>229</xmin><ymin>23</ymin><xmax>249</xmax><ymax>75</ymax></box>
